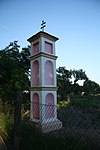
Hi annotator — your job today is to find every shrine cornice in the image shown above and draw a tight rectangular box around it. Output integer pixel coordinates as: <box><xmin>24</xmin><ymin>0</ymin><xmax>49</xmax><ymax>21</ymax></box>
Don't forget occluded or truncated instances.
<box><xmin>30</xmin><ymin>52</ymin><xmax>58</xmax><ymax>60</ymax></box>
<box><xmin>30</xmin><ymin>86</ymin><xmax>58</xmax><ymax>91</ymax></box>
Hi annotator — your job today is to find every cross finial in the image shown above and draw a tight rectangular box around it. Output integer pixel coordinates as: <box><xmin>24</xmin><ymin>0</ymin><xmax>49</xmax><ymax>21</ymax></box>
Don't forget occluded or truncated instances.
<box><xmin>41</xmin><ymin>20</ymin><xmax>46</xmax><ymax>32</ymax></box>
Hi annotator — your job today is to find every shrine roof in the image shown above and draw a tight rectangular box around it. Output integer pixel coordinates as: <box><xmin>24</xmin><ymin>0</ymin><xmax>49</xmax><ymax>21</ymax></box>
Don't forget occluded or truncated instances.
<box><xmin>27</xmin><ymin>31</ymin><xmax>59</xmax><ymax>43</ymax></box>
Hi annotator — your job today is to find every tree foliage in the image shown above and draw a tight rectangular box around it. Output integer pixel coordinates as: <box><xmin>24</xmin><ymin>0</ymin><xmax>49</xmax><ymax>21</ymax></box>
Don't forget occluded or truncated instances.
<box><xmin>70</xmin><ymin>69</ymin><xmax>88</xmax><ymax>84</ymax></box>
<box><xmin>0</xmin><ymin>41</ymin><xmax>30</xmax><ymax>103</ymax></box>
<box><xmin>57</xmin><ymin>67</ymin><xmax>72</xmax><ymax>100</ymax></box>
<box><xmin>83</xmin><ymin>80</ymin><xmax>100</xmax><ymax>95</ymax></box>
<box><xmin>57</xmin><ymin>67</ymin><xmax>100</xmax><ymax>100</ymax></box>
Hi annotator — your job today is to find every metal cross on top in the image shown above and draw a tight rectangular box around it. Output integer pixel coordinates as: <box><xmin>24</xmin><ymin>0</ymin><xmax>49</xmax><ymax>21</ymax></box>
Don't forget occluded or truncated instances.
<box><xmin>41</xmin><ymin>20</ymin><xmax>46</xmax><ymax>32</ymax></box>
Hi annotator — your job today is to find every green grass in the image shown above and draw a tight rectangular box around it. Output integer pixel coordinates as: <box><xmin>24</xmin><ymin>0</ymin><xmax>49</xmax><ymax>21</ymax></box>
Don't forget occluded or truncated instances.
<box><xmin>0</xmin><ymin>96</ymin><xmax>100</xmax><ymax>150</ymax></box>
<box><xmin>57</xmin><ymin>96</ymin><xmax>100</xmax><ymax>124</ymax></box>
<box><xmin>0</xmin><ymin>113</ymin><xmax>12</xmax><ymax>135</ymax></box>
<box><xmin>57</xmin><ymin>100</ymin><xmax>70</xmax><ymax>109</ymax></box>
<box><xmin>70</xmin><ymin>96</ymin><xmax>100</xmax><ymax>109</ymax></box>
<box><xmin>70</xmin><ymin>96</ymin><xmax>100</xmax><ymax>120</ymax></box>
<box><xmin>20</xmin><ymin>120</ymin><xmax>99</xmax><ymax>150</ymax></box>
<box><xmin>0</xmin><ymin>104</ymin><xmax>13</xmax><ymax>138</ymax></box>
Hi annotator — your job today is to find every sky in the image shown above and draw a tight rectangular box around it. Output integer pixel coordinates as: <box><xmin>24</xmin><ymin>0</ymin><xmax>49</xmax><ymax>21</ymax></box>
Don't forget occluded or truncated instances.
<box><xmin>0</xmin><ymin>0</ymin><xmax>100</xmax><ymax>84</ymax></box>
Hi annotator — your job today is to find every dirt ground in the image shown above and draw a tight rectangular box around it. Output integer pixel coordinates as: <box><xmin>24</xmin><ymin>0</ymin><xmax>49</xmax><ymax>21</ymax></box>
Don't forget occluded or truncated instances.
<box><xmin>0</xmin><ymin>135</ymin><xmax>8</xmax><ymax>150</ymax></box>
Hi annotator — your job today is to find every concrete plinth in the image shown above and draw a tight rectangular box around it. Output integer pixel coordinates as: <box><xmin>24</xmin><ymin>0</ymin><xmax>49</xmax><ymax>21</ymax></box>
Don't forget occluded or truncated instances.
<box><xmin>30</xmin><ymin>119</ymin><xmax>62</xmax><ymax>133</ymax></box>
<box><xmin>41</xmin><ymin>120</ymin><xmax>62</xmax><ymax>133</ymax></box>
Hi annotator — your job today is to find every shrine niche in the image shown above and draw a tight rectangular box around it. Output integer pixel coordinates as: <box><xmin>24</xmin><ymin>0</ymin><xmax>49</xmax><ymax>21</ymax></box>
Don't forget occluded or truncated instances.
<box><xmin>45</xmin><ymin>41</ymin><xmax>53</xmax><ymax>54</ymax></box>
<box><xmin>32</xmin><ymin>93</ymin><xmax>39</xmax><ymax>119</ymax></box>
<box><xmin>32</xmin><ymin>42</ymin><xmax>39</xmax><ymax>55</ymax></box>
<box><xmin>45</xmin><ymin>60</ymin><xmax>54</xmax><ymax>85</ymax></box>
<box><xmin>32</xmin><ymin>60</ymin><xmax>39</xmax><ymax>85</ymax></box>
<box><xmin>45</xmin><ymin>93</ymin><xmax>54</xmax><ymax>119</ymax></box>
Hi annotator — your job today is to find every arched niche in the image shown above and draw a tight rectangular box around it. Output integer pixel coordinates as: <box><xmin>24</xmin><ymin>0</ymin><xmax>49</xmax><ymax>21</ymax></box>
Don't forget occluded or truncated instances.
<box><xmin>45</xmin><ymin>93</ymin><xmax>54</xmax><ymax>119</ymax></box>
<box><xmin>32</xmin><ymin>60</ymin><xmax>39</xmax><ymax>85</ymax></box>
<box><xmin>32</xmin><ymin>93</ymin><xmax>39</xmax><ymax>119</ymax></box>
<box><xmin>45</xmin><ymin>60</ymin><xmax>54</xmax><ymax>85</ymax></box>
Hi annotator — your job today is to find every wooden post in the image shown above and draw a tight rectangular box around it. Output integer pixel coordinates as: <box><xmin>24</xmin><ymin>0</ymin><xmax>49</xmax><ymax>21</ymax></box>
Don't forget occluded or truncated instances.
<box><xmin>13</xmin><ymin>90</ymin><xmax>22</xmax><ymax>150</ymax></box>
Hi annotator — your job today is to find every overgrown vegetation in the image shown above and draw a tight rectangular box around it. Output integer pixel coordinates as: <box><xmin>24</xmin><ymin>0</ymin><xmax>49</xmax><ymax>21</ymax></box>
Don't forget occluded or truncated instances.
<box><xmin>70</xmin><ymin>96</ymin><xmax>100</xmax><ymax>120</ymax></box>
<box><xmin>70</xmin><ymin>96</ymin><xmax>100</xmax><ymax>109</ymax></box>
<box><xmin>0</xmin><ymin>101</ymin><xmax>13</xmax><ymax>142</ymax></box>
<box><xmin>0</xmin><ymin>96</ymin><xmax>100</xmax><ymax>150</ymax></box>
<box><xmin>57</xmin><ymin>67</ymin><xmax>100</xmax><ymax>100</ymax></box>
<box><xmin>0</xmin><ymin>41</ymin><xmax>30</xmax><ymax>104</ymax></box>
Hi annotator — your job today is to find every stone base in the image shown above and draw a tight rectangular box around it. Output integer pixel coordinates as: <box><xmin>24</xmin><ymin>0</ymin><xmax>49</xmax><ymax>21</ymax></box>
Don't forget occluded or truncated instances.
<box><xmin>30</xmin><ymin>119</ymin><xmax>62</xmax><ymax>133</ymax></box>
<box><xmin>41</xmin><ymin>120</ymin><xmax>62</xmax><ymax>133</ymax></box>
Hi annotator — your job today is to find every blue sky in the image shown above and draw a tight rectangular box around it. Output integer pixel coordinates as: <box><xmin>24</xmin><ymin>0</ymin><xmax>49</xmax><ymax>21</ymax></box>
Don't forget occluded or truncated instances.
<box><xmin>0</xmin><ymin>0</ymin><xmax>100</xmax><ymax>84</ymax></box>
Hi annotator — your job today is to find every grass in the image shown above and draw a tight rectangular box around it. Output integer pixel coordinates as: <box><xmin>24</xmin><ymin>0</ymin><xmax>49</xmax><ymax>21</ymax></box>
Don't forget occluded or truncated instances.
<box><xmin>0</xmin><ymin>96</ymin><xmax>100</xmax><ymax>150</ymax></box>
<box><xmin>20</xmin><ymin>119</ymin><xmax>97</xmax><ymax>150</ymax></box>
<box><xmin>57</xmin><ymin>99</ymin><xmax>70</xmax><ymax>109</ymax></box>
<box><xmin>0</xmin><ymin>102</ymin><xmax>13</xmax><ymax>138</ymax></box>
<box><xmin>70</xmin><ymin>96</ymin><xmax>100</xmax><ymax>109</ymax></box>
<box><xmin>70</xmin><ymin>95</ymin><xmax>100</xmax><ymax>120</ymax></box>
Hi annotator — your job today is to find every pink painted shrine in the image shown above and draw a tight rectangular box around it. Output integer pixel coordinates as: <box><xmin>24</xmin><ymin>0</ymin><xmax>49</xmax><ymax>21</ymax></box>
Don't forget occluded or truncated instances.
<box><xmin>27</xmin><ymin>31</ymin><xmax>62</xmax><ymax>132</ymax></box>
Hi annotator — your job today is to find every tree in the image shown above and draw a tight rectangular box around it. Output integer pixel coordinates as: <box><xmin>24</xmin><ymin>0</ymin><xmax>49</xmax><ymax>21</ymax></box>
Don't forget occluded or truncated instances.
<box><xmin>0</xmin><ymin>41</ymin><xmax>30</xmax><ymax>103</ymax></box>
<box><xmin>70</xmin><ymin>69</ymin><xmax>88</xmax><ymax>84</ymax></box>
<box><xmin>83</xmin><ymin>79</ymin><xmax>100</xmax><ymax>95</ymax></box>
<box><xmin>57</xmin><ymin>67</ymin><xmax>72</xmax><ymax>100</ymax></box>
<box><xmin>69</xmin><ymin>69</ymin><xmax>88</xmax><ymax>95</ymax></box>
<box><xmin>57</xmin><ymin>67</ymin><xmax>90</xmax><ymax>98</ymax></box>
